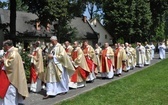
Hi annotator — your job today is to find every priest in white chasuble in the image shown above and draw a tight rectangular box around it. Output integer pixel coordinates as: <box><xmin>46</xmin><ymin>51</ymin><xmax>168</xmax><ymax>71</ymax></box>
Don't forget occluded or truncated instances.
<box><xmin>136</xmin><ymin>42</ymin><xmax>146</xmax><ymax>67</ymax></box>
<box><xmin>144</xmin><ymin>42</ymin><xmax>151</xmax><ymax>65</ymax></box>
<box><xmin>43</xmin><ymin>36</ymin><xmax>75</xmax><ymax>99</ymax></box>
<box><xmin>95</xmin><ymin>43</ymin><xmax>102</xmax><ymax>72</ymax></box>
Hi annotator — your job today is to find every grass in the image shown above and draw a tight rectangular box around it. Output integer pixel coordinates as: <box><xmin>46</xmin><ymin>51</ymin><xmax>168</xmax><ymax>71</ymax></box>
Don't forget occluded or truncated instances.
<box><xmin>57</xmin><ymin>59</ymin><xmax>168</xmax><ymax>105</ymax></box>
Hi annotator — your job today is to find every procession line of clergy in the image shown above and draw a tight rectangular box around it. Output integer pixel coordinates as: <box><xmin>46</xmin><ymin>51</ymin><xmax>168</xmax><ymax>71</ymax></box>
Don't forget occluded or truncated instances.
<box><xmin>0</xmin><ymin>36</ymin><xmax>163</xmax><ymax>104</ymax></box>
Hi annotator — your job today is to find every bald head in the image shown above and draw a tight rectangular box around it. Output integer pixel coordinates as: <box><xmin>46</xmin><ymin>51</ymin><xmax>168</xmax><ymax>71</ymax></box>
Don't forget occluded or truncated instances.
<box><xmin>125</xmin><ymin>42</ymin><xmax>129</xmax><ymax>47</ymax></box>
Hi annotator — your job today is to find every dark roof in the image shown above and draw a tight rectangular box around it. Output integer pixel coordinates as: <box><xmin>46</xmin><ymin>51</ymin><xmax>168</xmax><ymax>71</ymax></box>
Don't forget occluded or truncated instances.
<box><xmin>0</xmin><ymin>8</ymin><xmax>54</xmax><ymax>37</ymax></box>
<box><xmin>70</xmin><ymin>17</ymin><xmax>97</xmax><ymax>39</ymax></box>
<box><xmin>0</xmin><ymin>8</ymin><xmax>97</xmax><ymax>39</ymax></box>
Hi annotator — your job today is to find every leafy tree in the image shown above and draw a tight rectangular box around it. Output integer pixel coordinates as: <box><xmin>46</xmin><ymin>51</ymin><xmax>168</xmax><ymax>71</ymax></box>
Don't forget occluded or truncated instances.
<box><xmin>133</xmin><ymin>0</ymin><xmax>152</xmax><ymax>42</ymax></box>
<box><xmin>4</xmin><ymin>0</ymin><xmax>28</xmax><ymax>11</ymax></box>
<box><xmin>15</xmin><ymin>0</ymin><xmax>28</xmax><ymax>11</ymax></box>
<box><xmin>102</xmin><ymin>0</ymin><xmax>134</xmax><ymax>43</ymax></box>
<box><xmin>155</xmin><ymin>22</ymin><xmax>165</xmax><ymax>42</ymax></box>
<box><xmin>22</xmin><ymin>0</ymin><xmax>79</xmax><ymax>42</ymax></box>
<box><xmin>164</xmin><ymin>10</ymin><xmax>168</xmax><ymax>45</ymax></box>
<box><xmin>150</xmin><ymin>0</ymin><xmax>168</xmax><ymax>38</ymax></box>
<box><xmin>69</xmin><ymin>0</ymin><xmax>86</xmax><ymax>17</ymax></box>
<box><xmin>102</xmin><ymin>0</ymin><xmax>152</xmax><ymax>43</ymax></box>
<box><xmin>0</xmin><ymin>1</ymin><xmax>7</xmax><ymax>8</ymax></box>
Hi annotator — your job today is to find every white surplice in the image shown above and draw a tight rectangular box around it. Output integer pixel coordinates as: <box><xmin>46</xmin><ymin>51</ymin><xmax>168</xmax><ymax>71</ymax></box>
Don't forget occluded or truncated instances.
<box><xmin>30</xmin><ymin>78</ymin><xmax>42</xmax><ymax>92</ymax></box>
<box><xmin>101</xmin><ymin>65</ymin><xmax>114</xmax><ymax>78</ymax></box>
<box><xmin>150</xmin><ymin>44</ymin><xmax>155</xmax><ymax>59</ymax></box>
<box><xmin>0</xmin><ymin>85</ymin><xmax>24</xmax><ymax>105</ymax></box>
<box><xmin>158</xmin><ymin>44</ymin><xmax>166</xmax><ymax>59</ymax></box>
<box><xmin>136</xmin><ymin>45</ymin><xmax>146</xmax><ymax>67</ymax></box>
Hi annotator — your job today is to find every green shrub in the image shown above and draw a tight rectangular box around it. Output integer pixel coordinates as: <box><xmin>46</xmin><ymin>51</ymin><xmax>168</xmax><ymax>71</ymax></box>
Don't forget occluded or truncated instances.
<box><xmin>20</xmin><ymin>51</ymin><xmax>31</xmax><ymax>83</ymax></box>
<box><xmin>117</xmin><ymin>37</ymin><xmax>124</xmax><ymax>44</ymax></box>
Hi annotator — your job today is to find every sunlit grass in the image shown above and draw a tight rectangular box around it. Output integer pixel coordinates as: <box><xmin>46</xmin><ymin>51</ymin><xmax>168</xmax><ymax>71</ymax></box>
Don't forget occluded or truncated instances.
<box><xmin>57</xmin><ymin>59</ymin><xmax>168</xmax><ymax>105</ymax></box>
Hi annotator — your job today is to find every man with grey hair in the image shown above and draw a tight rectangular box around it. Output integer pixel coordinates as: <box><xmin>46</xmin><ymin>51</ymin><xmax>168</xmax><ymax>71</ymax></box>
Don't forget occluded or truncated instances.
<box><xmin>43</xmin><ymin>36</ymin><xmax>75</xmax><ymax>99</ymax></box>
<box><xmin>0</xmin><ymin>40</ymin><xmax>28</xmax><ymax>105</ymax></box>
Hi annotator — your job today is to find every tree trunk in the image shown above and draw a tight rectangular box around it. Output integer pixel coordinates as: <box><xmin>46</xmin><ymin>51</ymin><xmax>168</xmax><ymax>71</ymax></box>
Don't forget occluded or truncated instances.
<box><xmin>9</xmin><ymin>0</ymin><xmax>16</xmax><ymax>46</ymax></box>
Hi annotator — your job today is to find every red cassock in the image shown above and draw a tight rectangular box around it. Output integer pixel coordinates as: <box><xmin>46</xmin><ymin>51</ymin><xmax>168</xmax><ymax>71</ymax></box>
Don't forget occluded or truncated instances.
<box><xmin>30</xmin><ymin>51</ymin><xmax>37</xmax><ymax>83</ymax></box>
<box><xmin>71</xmin><ymin>50</ymin><xmax>89</xmax><ymax>83</ymax></box>
<box><xmin>83</xmin><ymin>47</ymin><xmax>97</xmax><ymax>72</ymax></box>
<box><xmin>0</xmin><ymin>63</ymin><xmax>10</xmax><ymax>99</ymax></box>
<box><xmin>65</xmin><ymin>48</ymin><xmax>69</xmax><ymax>53</ymax></box>
<box><xmin>101</xmin><ymin>49</ymin><xmax>112</xmax><ymax>72</ymax></box>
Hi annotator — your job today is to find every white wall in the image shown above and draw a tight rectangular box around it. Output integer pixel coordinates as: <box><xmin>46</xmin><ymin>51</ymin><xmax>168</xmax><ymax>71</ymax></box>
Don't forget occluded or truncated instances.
<box><xmin>90</xmin><ymin>19</ymin><xmax>113</xmax><ymax>46</ymax></box>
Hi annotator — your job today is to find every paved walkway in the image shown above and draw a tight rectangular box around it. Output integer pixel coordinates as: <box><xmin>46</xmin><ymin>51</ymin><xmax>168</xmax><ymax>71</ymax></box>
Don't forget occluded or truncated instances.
<box><xmin>25</xmin><ymin>54</ymin><xmax>163</xmax><ymax>105</ymax></box>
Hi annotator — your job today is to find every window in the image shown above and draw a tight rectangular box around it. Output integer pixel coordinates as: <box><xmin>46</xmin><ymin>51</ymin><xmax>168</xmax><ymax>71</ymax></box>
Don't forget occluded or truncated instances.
<box><xmin>36</xmin><ymin>21</ymin><xmax>41</xmax><ymax>31</ymax></box>
<box><xmin>105</xmin><ymin>35</ymin><xmax>107</xmax><ymax>39</ymax></box>
<box><xmin>46</xmin><ymin>23</ymin><xmax>50</xmax><ymax>31</ymax></box>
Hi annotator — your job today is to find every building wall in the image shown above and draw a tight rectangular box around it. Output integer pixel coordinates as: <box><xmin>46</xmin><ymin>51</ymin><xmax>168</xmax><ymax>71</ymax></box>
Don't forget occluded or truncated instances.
<box><xmin>90</xmin><ymin>19</ymin><xmax>113</xmax><ymax>46</ymax></box>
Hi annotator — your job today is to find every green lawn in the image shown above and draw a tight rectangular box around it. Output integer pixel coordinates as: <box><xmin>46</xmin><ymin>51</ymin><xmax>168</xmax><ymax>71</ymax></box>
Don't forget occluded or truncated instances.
<box><xmin>57</xmin><ymin>59</ymin><xmax>168</xmax><ymax>105</ymax></box>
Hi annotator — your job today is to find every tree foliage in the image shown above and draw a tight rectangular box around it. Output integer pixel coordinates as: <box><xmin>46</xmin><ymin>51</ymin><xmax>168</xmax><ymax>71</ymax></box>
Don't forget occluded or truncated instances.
<box><xmin>22</xmin><ymin>0</ymin><xmax>81</xmax><ymax>42</ymax></box>
<box><xmin>0</xmin><ymin>1</ymin><xmax>7</xmax><ymax>9</ymax></box>
<box><xmin>150</xmin><ymin>0</ymin><xmax>168</xmax><ymax>37</ymax></box>
<box><xmin>69</xmin><ymin>0</ymin><xmax>86</xmax><ymax>17</ymax></box>
<box><xmin>102</xmin><ymin>0</ymin><xmax>152</xmax><ymax>43</ymax></box>
<box><xmin>3</xmin><ymin>0</ymin><xmax>168</xmax><ymax>44</ymax></box>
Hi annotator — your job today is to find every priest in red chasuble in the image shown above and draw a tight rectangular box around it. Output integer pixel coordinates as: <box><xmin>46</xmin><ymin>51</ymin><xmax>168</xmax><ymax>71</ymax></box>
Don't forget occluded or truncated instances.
<box><xmin>69</xmin><ymin>41</ymin><xmax>90</xmax><ymax>88</ymax></box>
<box><xmin>28</xmin><ymin>41</ymin><xmax>44</xmax><ymax>93</ymax></box>
<box><xmin>81</xmin><ymin>40</ymin><xmax>97</xmax><ymax>82</ymax></box>
<box><xmin>100</xmin><ymin>43</ymin><xmax>114</xmax><ymax>79</ymax></box>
